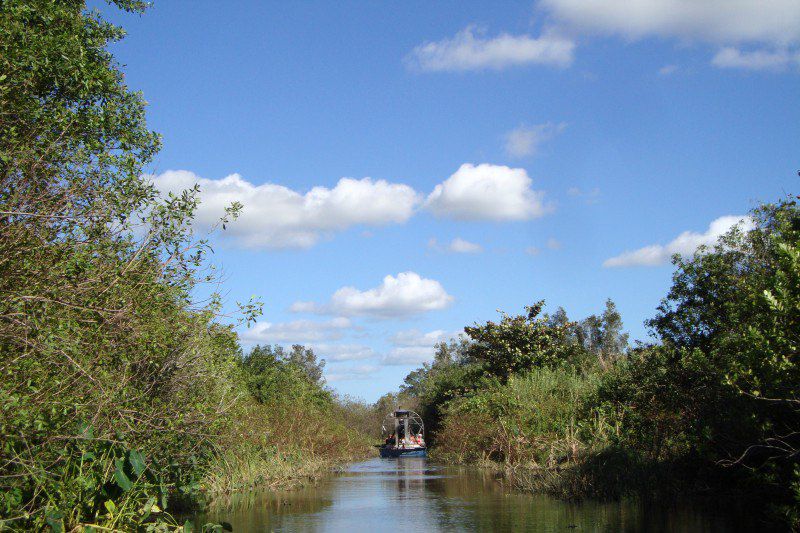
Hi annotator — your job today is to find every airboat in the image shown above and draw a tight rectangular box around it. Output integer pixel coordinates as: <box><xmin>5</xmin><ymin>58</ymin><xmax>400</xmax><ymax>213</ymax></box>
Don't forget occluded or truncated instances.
<box><xmin>379</xmin><ymin>409</ymin><xmax>427</xmax><ymax>458</ymax></box>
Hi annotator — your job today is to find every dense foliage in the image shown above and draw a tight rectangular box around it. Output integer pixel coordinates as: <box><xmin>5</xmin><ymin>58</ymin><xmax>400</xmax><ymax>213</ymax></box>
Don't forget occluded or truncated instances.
<box><xmin>241</xmin><ymin>345</ymin><xmax>330</xmax><ymax>408</ymax></box>
<box><xmin>0</xmin><ymin>3</ymin><xmax>369</xmax><ymax>530</ymax></box>
<box><xmin>392</xmin><ymin>196</ymin><xmax>799</xmax><ymax>527</ymax></box>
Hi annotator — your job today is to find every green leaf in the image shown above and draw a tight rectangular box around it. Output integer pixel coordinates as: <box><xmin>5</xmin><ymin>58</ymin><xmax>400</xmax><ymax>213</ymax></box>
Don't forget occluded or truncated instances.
<box><xmin>160</xmin><ymin>483</ymin><xmax>169</xmax><ymax>510</ymax></box>
<box><xmin>129</xmin><ymin>449</ymin><xmax>146</xmax><ymax>477</ymax></box>
<box><xmin>140</xmin><ymin>496</ymin><xmax>156</xmax><ymax>520</ymax></box>
<box><xmin>45</xmin><ymin>510</ymin><xmax>64</xmax><ymax>533</ymax></box>
<box><xmin>183</xmin><ymin>520</ymin><xmax>194</xmax><ymax>532</ymax></box>
<box><xmin>78</xmin><ymin>421</ymin><xmax>94</xmax><ymax>439</ymax></box>
<box><xmin>114</xmin><ymin>459</ymin><xmax>133</xmax><ymax>491</ymax></box>
<box><xmin>104</xmin><ymin>499</ymin><xmax>117</xmax><ymax>516</ymax></box>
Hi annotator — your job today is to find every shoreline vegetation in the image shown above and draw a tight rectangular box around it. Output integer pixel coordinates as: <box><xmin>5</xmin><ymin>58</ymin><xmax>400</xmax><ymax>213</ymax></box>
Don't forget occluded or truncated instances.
<box><xmin>1</xmin><ymin>2</ymin><xmax>798</xmax><ymax>532</ymax></box>
<box><xmin>0</xmin><ymin>3</ymin><xmax>378</xmax><ymax>530</ymax></box>
<box><xmin>385</xmin><ymin>197</ymin><xmax>800</xmax><ymax>529</ymax></box>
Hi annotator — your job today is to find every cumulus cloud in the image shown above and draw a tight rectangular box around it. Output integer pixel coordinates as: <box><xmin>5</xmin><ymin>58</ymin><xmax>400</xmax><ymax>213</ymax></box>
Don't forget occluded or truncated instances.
<box><xmin>426</xmin><ymin>163</ymin><xmax>550</xmax><ymax>221</ymax></box>
<box><xmin>383</xmin><ymin>328</ymin><xmax>460</xmax><ymax>365</ymax></box>
<box><xmin>383</xmin><ymin>347</ymin><xmax>438</xmax><ymax>366</ymax></box>
<box><xmin>505</xmin><ymin>122</ymin><xmax>567</xmax><ymax>158</ymax></box>
<box><xmin>448</xmin><ymin>237</ymin><xmax>483</xmax><ymax>254</ymax></box>
<box><xmin>152</xmin><ymin>166</ymin><xmax>554</xmax><ymax>246</ymax></box>
<box><xmin>547</xmin><ymin>237</ymin><xmax>562</xmax><ymax>250</ymax></box>
<box><xmin>427</xmin><ymin>237</ymin><xmax>484</xmax><ymax>253</ymax></box>
<box><xmin>312</xmin><ymin>343</ymin><xmax>375</xmax><ymax>363</ymax></box>
<box><xmin>326</xmin><ymin>364</ymin><xmax>381</xmax><ymax>383</ymax></box>
<box><xmin>567</xmin><ymin>186</ymin><xmax>600</xmax><ymax>204</ymax></box>
<box><xmin>241</xmin><ymin>317</ymin><xmax>352</xmax><ymax>344</ymax></box>
<box><xmin>149</xmin><ymin>170</ymin><xmax>420</xmax><ymax>249</ymax></box>
<box><xmin>525</xmin><ymin>238</ymin><xmax>561</xmax><ymax>256</ymax></box>
<box><xmin>604</xmin><ymin>215</ymin><xmax>754</xmax><ymax>268</ymax></box>
<box><xmin>712</xmin><ymin>47</ymin><xmax>799</xmax><ymax>70</ymax></box>
<box><xmin>291</xmin><ymin>272</ymin><xmax>453</xmax><ymax>318</ymax></box>
<box><xmin>540</xmin><ymin>0</ymin><xmax>800</xmax><ymax>46</ymax></box>
<box><xmin>658</xmin><ymin>64</ymin><xmax>679</xmax><ymax>76</ymax></box>
<box><xmin>391</xmin><ymin>329</ymin><xmax>453</xmax><ymax>347</ymax></box>
<box><xmin>407</xmin><ymin>26</ymin><xmax>575</xmax><ymax>71</ymax></box>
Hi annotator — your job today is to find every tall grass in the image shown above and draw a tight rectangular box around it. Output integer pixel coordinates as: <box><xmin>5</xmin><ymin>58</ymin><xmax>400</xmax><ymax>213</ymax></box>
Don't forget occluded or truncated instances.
<box><xmin>202</xmin><ymin>400</ymin><xmax>373</xmax><ymax>500</ymax></box>
<box><xmin>433</xmin><ymin>367</ymin><xmax>609</xmax><ymax>467</ymax></box>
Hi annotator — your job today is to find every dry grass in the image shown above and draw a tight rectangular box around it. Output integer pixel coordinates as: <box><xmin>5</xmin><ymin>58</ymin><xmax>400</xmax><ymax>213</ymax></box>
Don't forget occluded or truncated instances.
<box><xmin>202</xmin><ymin>399</ymin><xmax>373</xmax><ymax>501</ymax></box>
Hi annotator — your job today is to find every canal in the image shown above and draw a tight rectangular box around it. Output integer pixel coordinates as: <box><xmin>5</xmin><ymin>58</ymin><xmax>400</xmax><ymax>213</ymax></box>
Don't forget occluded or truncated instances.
<box><xmin>191</xmin><ymin>458</ymin><xmax>769</xmax><ymax>532</ymax></box>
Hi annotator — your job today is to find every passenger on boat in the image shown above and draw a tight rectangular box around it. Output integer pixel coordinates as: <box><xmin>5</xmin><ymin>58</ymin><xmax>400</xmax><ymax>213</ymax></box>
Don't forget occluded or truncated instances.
<box><xmin>385</xmin><ymin>433</ymin><xmax>396</xmax><ymax>446</ymax></box>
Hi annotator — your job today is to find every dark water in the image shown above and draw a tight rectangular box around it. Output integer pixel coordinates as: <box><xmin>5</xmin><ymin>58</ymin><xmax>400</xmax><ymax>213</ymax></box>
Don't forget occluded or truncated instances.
<box><xmin>191</xmin><ymin>458</ymin><xmax>769</xmax><ymax>532</ymax></box>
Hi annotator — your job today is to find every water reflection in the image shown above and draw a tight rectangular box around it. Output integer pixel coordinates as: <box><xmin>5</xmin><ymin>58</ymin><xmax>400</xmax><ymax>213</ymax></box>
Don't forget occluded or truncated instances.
<box><xmin>192</xmin><ymin>458</ymin><xmax>767</xmax><ymax>532</ymax></box>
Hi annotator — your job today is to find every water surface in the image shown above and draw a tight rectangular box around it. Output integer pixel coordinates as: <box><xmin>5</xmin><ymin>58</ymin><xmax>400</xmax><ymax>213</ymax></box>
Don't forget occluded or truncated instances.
<box><xmin>193</xmin><ymin>458</ymin><xmax>767</xmax><ymax>532</ymax></box>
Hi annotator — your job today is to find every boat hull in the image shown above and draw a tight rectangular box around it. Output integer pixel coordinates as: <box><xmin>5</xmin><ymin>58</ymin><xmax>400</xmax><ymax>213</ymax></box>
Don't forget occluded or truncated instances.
<box><xmin>379</xmin><ymin>446</ymin><xmax>427</xmax><ymax>458</ymax></box>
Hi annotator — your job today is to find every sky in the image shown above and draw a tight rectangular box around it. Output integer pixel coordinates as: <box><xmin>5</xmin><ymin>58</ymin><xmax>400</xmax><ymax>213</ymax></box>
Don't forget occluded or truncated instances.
<box><xmin>100</xmin><ymin>1</ymin><xmax>799</xmax><ymax>401</ymax></box>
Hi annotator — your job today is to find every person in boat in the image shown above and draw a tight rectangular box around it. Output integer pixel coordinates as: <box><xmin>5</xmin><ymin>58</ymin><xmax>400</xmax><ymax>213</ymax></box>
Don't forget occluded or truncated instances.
<box><xmin>385</xmin><ymin>432</ymin><xmax>396</xmax><ymax>446</ymax></box>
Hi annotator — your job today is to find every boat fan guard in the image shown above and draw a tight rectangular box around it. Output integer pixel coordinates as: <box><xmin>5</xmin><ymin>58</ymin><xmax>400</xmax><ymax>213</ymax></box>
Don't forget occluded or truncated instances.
<box><xmin>381</xmin><ymin>409</ymin><xmax>424</xmax><ymax>442</ymax></box>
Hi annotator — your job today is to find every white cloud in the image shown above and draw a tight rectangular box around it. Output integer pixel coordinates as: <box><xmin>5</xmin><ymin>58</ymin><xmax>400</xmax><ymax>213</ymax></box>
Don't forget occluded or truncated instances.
<box><xmin>326</xmin><ymin>364</ymin><xmax>381</xmax><ymax>383</ymax></box>
<box><xmin>525</xmin><ymin>238</ymin><xmax>561</xmax><ymax>256</ymax></box>
<box><xmin>426</xmin><ymin>163</ymin><xmax>550</xmax><ymax>221</ymax></box>
<box><xmin>504</xmin><ymin>122</ymin><xmax>567</xmax><ymax>158</ymax></box>
<box><xmin>149</xmin><ymin>170</ymin><xmax>420</xmax><ymax>249</ymax></box>
<box><xmin>407</xmin><ymin>26</ymin><xmax>575</xmax><ymax>71</ymax></box>
<box><xmin>428</xmin><ymin>237</ymin><xmax>484</xmax><ymax>253</ymax></box>
<box><xmin>658</xmin><ymin>64</ymin><xmax>679</xmax><ymax>76</ymax></box>
<box><xmin>604</xmin><ymin>215</ymin><xmax>754</xmax><ymax>268</ymax></box>
<box><xmin>712</xmin><ymin>47</ymin><xmax>799</xmax><ymax>70</ymax></box>
<box><xmin>241</xmin><ymin>317</ymin><xmax>352</xmax><ymax>344</ymax></box>
<box><xmin>383</xmin><ymin>328</ymin><xmax>461</xmax><ymax>365</ymax></box>
<box><xmin>312</xmin><ymin>343</ymin><xmax>375</xmax><ymax>363</ymax></box>
<box><xmin>448</xmin><ymin>238</ymin><xmax>483</xmax><ymax>253</ymax></box>
<box><xmin>152</xmin><ymin>166</ymin><xmax>556</xmax><ymax>247</ymax></box>
<box><xmin>288</xmin><ymin>301</ymin><xmax>318</xmax><ymax>313</ymax></box>
<box><xmin>547</xmin><ymin>237</ymin><xmax>562</xmax><ymax>250</ymax></box>
<box><xmin>383</xmin><ymin>347</ymin><xmax>438</xmax><ymax>366</ymax></box>
<box><xmin>391</xmin><ymin>328</ymin><xmax>453</xmax><ymax>347</ymax></box>
<box><xmin>291</xmin><ymin>272</ymin><xmax>454</xmax><ymax>318</ymax></box>
<box><xmin>540</xmin><ymin>0</ymin><xmax>800</xmax><ymax>46</ymax></box>
<box><xmin>567</xmin><ymin>186</ymin><xmax>600</xmax><ymax>204</ymax></box>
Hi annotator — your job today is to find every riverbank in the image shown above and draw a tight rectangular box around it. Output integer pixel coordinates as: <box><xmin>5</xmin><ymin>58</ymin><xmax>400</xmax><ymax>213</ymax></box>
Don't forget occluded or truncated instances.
<box><xmin>201</xmin><ymin>440</ymin><xmax>374</xmax><ymax>503</ymax></box>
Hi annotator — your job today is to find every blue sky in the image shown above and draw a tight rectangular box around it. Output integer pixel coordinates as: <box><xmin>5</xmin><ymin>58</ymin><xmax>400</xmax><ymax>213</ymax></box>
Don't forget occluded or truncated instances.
<box><xmin>102</xmin><ymin>1</ymin><xmax>798</xmax><ymax>401</ymax></box>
